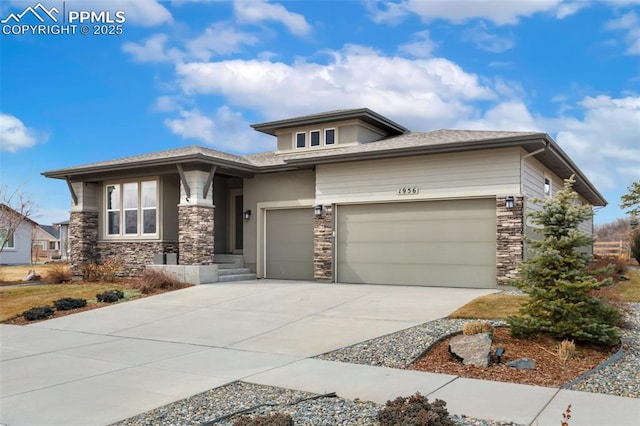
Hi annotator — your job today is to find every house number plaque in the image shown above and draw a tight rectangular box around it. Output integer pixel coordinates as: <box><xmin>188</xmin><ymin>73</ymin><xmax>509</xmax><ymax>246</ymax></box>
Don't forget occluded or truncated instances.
<box><xmin>397</xmin><ymin>187</ymin><xmax>419</xmax><ymax>195</ymax></box>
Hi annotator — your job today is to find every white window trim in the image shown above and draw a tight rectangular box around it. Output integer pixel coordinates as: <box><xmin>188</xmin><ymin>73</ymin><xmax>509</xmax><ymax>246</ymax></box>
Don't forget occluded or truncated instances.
<box><xmin>309</xmin><ymin>129</ymin><xmax>321</xmax><ymax>147</ymax></box>
<box><xmin>294</xmin><ymin>132</ymin><xmax>306</xmax><ymax>149</ymax></box>
<box><xmin>324</xmin><ymin>128</ymin><xmax>336</xmax><ymax>146</ymax></box>
<box><xmin>104</xmin><ymin>179</ymin><xmax>159</xmax><ymax>239</ymax></box>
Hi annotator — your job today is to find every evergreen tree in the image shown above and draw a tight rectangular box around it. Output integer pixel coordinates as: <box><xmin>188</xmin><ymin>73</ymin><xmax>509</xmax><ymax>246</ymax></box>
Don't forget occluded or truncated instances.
<box><xmin>507</xmin><ymin>176</ymin><xmax>621</xmax><ymax>346</ymax></box>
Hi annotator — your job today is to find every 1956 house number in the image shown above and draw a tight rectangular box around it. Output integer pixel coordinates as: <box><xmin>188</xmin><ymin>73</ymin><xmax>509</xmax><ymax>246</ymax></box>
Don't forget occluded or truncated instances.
<box><xmin>397</xmin><ymin>187</ymin><xmax>419</xmax><ymax>195</ymax></box>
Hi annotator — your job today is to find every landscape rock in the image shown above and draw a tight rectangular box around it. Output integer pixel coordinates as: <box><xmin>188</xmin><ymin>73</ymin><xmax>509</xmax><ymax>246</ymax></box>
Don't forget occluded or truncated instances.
<box><xmin>448</xmin><ymin>333</ymin><xmax>492</xmax><ymax>367</ymax></box>
<box><xmin>506</xmin><ymin>357</ymin><xmax>537</xmax><ymax>370</ymax></box>
<box><xmin>24</xmin><ymin>270</ymin><xmax>41</xmax><ymax>281</ymax></box>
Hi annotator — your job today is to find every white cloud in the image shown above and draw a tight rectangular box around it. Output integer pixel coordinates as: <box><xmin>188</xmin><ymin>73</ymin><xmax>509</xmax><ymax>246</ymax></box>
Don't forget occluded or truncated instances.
<box><xmin>164</xmin><ymin>106</ymin><xmax>274</xmax><ymax>153</ymax></box>
<box><xmin>367</xmin><ymin>0</ymin><xmax>564</xmax><ymax>26</ymax></box>
<box><xmin>122</xmin><ymin>33</ymin><xmax>182</xmax><ymax>63</ymax></box>
<box><xmin>462</xmin><ymin>23</ymin><xmax>515</xmax><ymax>52</ymax></box>
<box><xmin>398</xmin><ymin>30</ymin><xmax>437</xmax><ymax>58</ymax></box>
<box><xmin>605</xmin><ymin>12</ymin><xmax>640</xmax><ymax>54</ymax></box>
<box><xmin>186</xmin><ymin>22</ymin><xmax>259</xmax><ymax>60</ymax></box>
<box><xmin>59</xmin><ymin>0</ymin><xmax>172</xmax><ymax>26</ymax></box>
<box><xmin>154</xmin><ymin>95</ymin><xmax>182</xmax><ymax>112</ymax></box>
<box><xmin>0</xmin><ymin>113</ymin><xmax>40</xmax><ymax>152</ymax></box>
<box><xmin>234</xmin><ymin>0</ymin><xmax>311</xmax><ymax>36</ymax></box>
<box><xmin>164</xmin><ymin>108</ymin><xmax>216</xmax><ymax>144</ymax></box>
<box><xmin>550</xmin><ymin>96</ymin><xmax>640</xmax><ymax>192</ymax></box>
<box><xmin>555</xmin><ymin>2</ymin><xmax>584</xmax><ymax>19</ymax></box>
<box><xmin>455</xmin><ymin>101</ymin><xmax>541</xmax><ymax>131</ymax></box>
<box><xmin>176</xmin><ymin>44</ymin><xmax>495</xmax><ymax>128</ymax></box>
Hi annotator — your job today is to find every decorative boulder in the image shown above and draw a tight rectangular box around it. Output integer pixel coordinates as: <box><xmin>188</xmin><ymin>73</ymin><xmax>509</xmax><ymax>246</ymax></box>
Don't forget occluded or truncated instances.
<box><xmin>448</xmin><ymin>332</ymin><xmax>492</xmax><ymax>367</ymax></box>
<box><xmin>506</xmin><ymin>357</ymin><xmax>537</xmax><ymax>370</ymax></box>
<box><xmin>24</xmin><ymin>270</ymin><xmax>41</xmax><ymax>281</ymax></box>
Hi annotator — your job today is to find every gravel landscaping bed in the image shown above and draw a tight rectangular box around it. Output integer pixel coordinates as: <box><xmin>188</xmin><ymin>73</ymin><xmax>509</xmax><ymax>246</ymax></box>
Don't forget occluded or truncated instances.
<box><xmin>113</xmin><ymin>299</ymin><xmax>638</xmax><ymax>426</ymax></box>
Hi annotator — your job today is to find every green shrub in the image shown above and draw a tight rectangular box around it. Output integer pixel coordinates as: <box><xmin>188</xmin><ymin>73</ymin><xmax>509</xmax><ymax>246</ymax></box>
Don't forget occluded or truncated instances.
<box><xmin>233</xmin><ymin>413</ymin><xmax>294</xmax><ymax>426</ymax></box>
<box><xmin>53</xmin><ymin>297</ymin><xmax>87</xmax><ymax>311</ymax></box>
<box><xmin>507</xmin><ymin>176</ymin><xmax>621</xmax><ymax>346</ymax></box>
<box><xmin>96</xmin><ymin>289</ymin><xmax>124</xmax><ymax>303</ymax></box>
<box><xmin>377</xmin><ymin>393</ymin><xmax>455</xmax><ymax>426</ymax></box>
<box><xmin>23</xmin><ymin>306</ymin><xmax>54</xmax><ymax>321</ymax></box>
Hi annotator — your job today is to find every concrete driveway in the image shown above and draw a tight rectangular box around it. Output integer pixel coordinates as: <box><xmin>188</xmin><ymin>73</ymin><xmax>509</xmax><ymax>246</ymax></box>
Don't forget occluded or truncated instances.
<box><xmin>0</xmin><ymin>280</ymin><xmax>493</xmax><ymax>426</ymax></box>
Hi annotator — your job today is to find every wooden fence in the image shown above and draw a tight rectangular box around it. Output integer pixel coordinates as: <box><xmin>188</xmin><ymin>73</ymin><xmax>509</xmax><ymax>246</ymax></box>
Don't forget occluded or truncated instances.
<box><xmin>594</xmin><ymin>241</ymin><xmax>630</xmax><ymax>260</ymax></box>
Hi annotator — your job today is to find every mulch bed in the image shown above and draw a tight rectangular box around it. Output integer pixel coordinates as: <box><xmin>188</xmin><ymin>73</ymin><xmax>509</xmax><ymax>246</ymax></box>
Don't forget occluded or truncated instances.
<box><xmin>409</xmin><ymin>327</ymin><xmax>617</xmax><ymax>387</ymax></box>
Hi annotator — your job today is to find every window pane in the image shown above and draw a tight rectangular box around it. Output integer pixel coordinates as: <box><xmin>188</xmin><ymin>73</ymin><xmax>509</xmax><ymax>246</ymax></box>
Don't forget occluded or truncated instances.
<box><xmin>296</xmin><ymin>133</ymin><xmax>305</xmax><ymax>148</ymax></box>
<box><xmin>142</xmin><ymin>181</ymin><xmax>157</xmax><ymax>208</ymax></box>
<box><xmin>108</xmin><ymin>211</ymin><xmax>120</xmax><ymax>235</ymax></box>
<box><xmin>107</xmin><ymin>185</ymin><xmax>120</xmax><ymax>210</ymax></box>
<box><xmin>125</xmin><ymin>210</ymin><xmax>138</xmax><ymax>234</ymax></box>
<box><xmin>123</xmin><ymin>183</ymin><xmax>138</xmax><ymax>209</ymax></box>
<box><xmin>310</xmin><ymin>131</ymin><xmax>320</xmax><ymax>146</ymax></box>
<box><xmin>325</xmin><ymin>129</ymin><xmax>335</xmax><ymax>145</ymax></box>
<box><xmin>143</xmin><ymin>209</ymin><xmax>156</xmax><ymax>234</ymax></box>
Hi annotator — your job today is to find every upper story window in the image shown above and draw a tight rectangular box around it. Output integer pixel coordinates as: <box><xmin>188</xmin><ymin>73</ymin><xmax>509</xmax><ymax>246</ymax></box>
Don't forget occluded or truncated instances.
<box><xmin>106</xmin><ymin>180</ymin><xmax>157</xmax><ymax>237</ymax></box>
<box><xmin>293</xmin><ymin>128</ymin><xmax>338</xmax><ymax>149</ymax></box>
<box><xmin>310</xmin><ymin>130</ymin><xmax>320</xmax><ymax>147</ymax></box>
<box><xmin>325</xmin><ymin>128</ymin><xmax>335</xmax><ymax>145</ymax></box>
<box><xmin>0</xmin><ymin>228</ymin><xmax>15</xmax><ymax>249</ymax></box>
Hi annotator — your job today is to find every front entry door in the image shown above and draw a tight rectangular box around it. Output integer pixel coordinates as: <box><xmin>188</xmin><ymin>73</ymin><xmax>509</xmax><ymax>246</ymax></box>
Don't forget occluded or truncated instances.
<box><xmin>230</xmin><ymin>191</ymin><xmax>243</xmax><ymax>253</ymax></box>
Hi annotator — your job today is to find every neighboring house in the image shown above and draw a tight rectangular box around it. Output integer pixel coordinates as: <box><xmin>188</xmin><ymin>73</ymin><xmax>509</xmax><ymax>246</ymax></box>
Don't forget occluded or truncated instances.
<box><xmin>42</xmin><ymin>108</ymin><xmax>606</xmax><ymax>288</ymax></box>
<box><xmin>0</xmin><ymin>204</ymin><xmax>37</xmax><ymax>265</ymax></box>
<box><xmin>32</xmin><ymin>224</ymin><xmax>61</xmax><ymax>262</ymax></box>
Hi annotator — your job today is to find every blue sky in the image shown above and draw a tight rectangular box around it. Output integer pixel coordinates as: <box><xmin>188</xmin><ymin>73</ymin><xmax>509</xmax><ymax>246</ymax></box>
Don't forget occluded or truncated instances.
<box><xmin>0</xmin><ymin>0</ymin><xmax>638</xmax><ymax>226</ymax></box>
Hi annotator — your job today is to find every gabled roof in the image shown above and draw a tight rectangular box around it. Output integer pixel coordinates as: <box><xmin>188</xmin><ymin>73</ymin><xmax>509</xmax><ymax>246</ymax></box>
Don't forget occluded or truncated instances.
<box><xmin>38</xmin><ymin>225</ymin><xmax>60</xmax><ymax>239</ymax></box>
<box><xmin>251</xmin><ymin>108</ymin><xmax>409</xmax><ymax>136</ymax></box>
<box><xmin>0</xmin><ymin>203</ymin><xmax>38</xmax><ymax>226</ymax></box>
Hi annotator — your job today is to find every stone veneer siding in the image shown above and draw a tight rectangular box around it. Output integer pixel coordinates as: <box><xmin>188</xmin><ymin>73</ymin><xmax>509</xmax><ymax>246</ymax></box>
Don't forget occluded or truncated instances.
<box><xmin>496</xmin><ymin>196</ymin><xmax>524</xmax><ymax>285</ymax></box>
<box><xmin>178</xmin><ymin>205</ymin><xmax>214</xmax><ymax>265</ymax></box>
<box><xmin>313</xmin><ymin>204</ymin><xmax>333</xmax><ymax>281</ymax></box>
<box><xmin>97</xmin><ymin>241</ymin><xmax>178</xmax><ymax>276</ymax></box>
<box><xmin>69</xmin><ymin>211</ymin><xmax>99</xmax><ymax>277</ymax></box>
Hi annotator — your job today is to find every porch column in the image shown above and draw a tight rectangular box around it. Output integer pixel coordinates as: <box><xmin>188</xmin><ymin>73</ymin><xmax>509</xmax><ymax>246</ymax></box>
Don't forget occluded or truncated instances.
<box><xmin>177</xmin><ymin>167</ymin><xmax>215</xmax><ymax>265</ymax></box>
<box><xmin>496</xmin><ymin>196</ymin><xmax>524</xmax><ymax>285</ymax></box>
<box><xmin>313</xmin><ymin>204</ymin><xmax>333</xmax><ymax>281</ymax></box>
<box><xmin>68</xmin><ymin>182</ymin><xmax>99</xmax><ymax>277</ymax></box>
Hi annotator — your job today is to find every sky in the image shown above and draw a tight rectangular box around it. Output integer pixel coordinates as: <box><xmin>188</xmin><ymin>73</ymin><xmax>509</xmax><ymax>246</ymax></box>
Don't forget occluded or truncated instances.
<box><xmin>0</xmin><ymin>0</ymin><xmax>638</xmax><ymax>226</ymax></box>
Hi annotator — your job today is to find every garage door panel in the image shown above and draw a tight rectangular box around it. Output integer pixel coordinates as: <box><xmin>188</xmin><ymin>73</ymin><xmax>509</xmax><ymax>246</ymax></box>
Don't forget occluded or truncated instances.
<box><xmin>266</xmin><ymin>209</ymin><xmax>313</xmax><ymax>280</ymax></box>
<box><xmin>340</xmin><ymin>241</ymin><xmax>495</xmax><ymax>265</ymax></box>
<box><xmin>338</xmin><ymin>263</ymin><xmax>495</xmax><ymax>288</ymax></box>
<box><xmin>337</xmin><ymin>199</ymin><xmax>496</xmax><ymax>288</ymax></box>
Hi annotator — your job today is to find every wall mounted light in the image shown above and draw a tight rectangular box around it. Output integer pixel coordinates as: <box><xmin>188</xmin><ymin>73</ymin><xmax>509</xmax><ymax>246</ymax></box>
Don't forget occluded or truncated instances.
<box><xmin>243</xmin><ymin>210</ymin><xmax>251</xmax><ymax>220</ymax></box>
<box><xmin>505</xmin><ymin>196</ymin><xmax>515</xmax><ymax>209</ymax></box>
<box><xmin>314</xmin><ymin>205</ymin><xmax>323</xmax><ymax>217</ymax></box>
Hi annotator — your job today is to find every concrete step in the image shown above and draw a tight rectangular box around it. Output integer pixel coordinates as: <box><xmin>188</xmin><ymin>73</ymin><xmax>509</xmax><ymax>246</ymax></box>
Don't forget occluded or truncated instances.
<box><xmin>218</xmin><ymin>273</ymin><xmax>257</xmax><ymax>282</ymax></box>
<box><xmin>218</xmin><ymin>268</ymin><xmax>252</xmax><ymax>276</ymax></box>
<box><xmin>214</xmin><ymin>254</ymin><xmax>245</xmax><ymax>268</ymax></box>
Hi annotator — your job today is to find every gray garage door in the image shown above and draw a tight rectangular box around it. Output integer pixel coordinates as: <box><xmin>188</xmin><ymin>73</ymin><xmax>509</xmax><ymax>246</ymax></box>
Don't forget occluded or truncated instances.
<box><xmin>336</xmin><ymin>199</ymin><xmax>496</xmax><ymax>288</ymax></box>
<box><xmin>265</xmin><ymin>208</ymin><xmax>314</xmax><ymax>280</ymax></box>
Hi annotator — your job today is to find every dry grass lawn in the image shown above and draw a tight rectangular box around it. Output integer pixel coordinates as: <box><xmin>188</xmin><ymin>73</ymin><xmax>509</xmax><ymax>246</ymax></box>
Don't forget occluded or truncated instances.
<box><xmin>0</xmin><ymin>263</ymin><xmax>62</xmax><ymax>282</ymax></box>
<box><xmin>448</xmin><ymin>293</ymin><xmax>528</xmax><ymax>319</ymax></box>
<box><xmin>0</xmin><ymin>283</ymin><xmax>141</xmax><ymax>322</ymax></box>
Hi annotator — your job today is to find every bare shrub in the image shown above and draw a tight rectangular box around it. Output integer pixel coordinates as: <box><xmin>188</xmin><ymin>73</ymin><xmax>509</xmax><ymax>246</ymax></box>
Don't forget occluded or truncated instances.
<box><xmin>44</xmin><ymin>263</ymin><xmax>72</xmax><ymax>284</ymax></box>
<box><xmin>81</xmin><ymin>257</ymin><xmax>124</xmax><ymax>282</ymax></box>
<box><xmin>462</xmin><ymin>320</ymin><xmax>494</xmax><ymax>336</ymax></box>
<box><xmin>557</xmin><ymin>339</ymin><xmax>576</xmax><ymax>363</ymax></box>
<box><xmin>137</xmin><ymin>269</ymin><xmax>190</xmax><ymax>294</ymax></box>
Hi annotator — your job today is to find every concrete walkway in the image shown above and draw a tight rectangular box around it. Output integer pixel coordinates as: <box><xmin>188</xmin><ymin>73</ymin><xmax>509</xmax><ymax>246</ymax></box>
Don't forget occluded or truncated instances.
<box><xmin>1</xmin><ymin>281</ymin><xmax>638</xmax><ymax>425</ymax></box>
